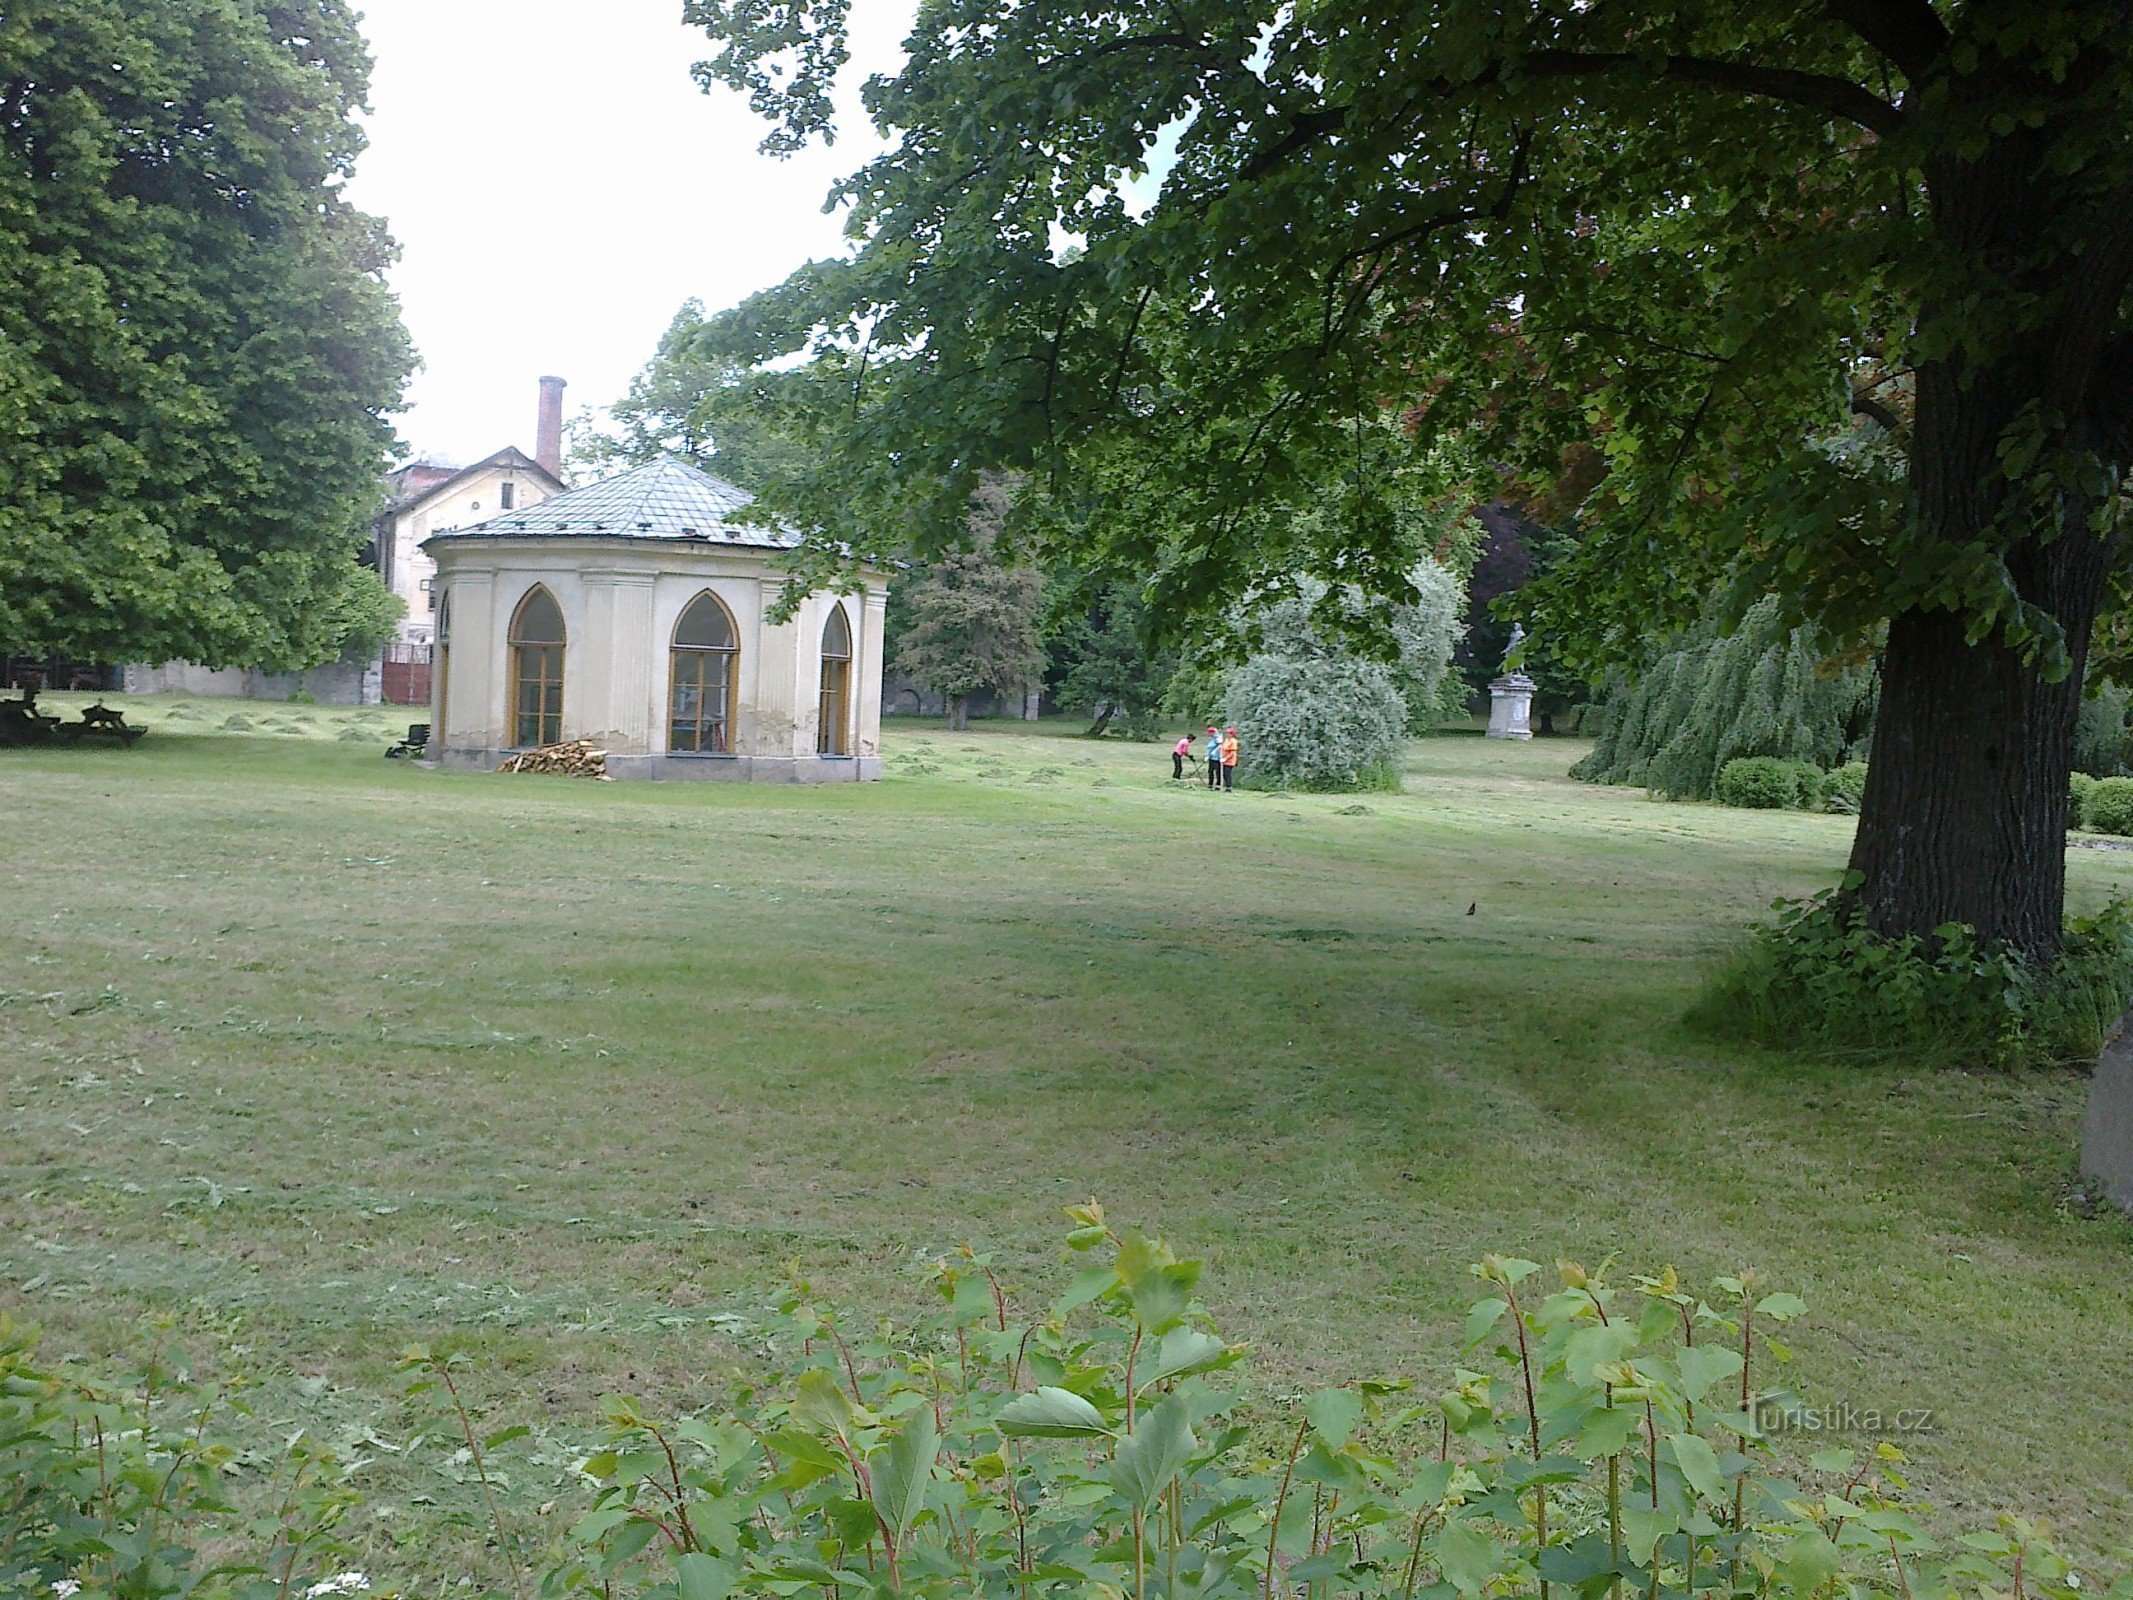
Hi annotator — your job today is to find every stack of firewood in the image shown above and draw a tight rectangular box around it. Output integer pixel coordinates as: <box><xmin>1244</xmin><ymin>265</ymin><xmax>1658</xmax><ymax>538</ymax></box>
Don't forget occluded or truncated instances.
<box><xmin>498</xmin><ymin>739</ymin><xmax>612</xmax><ymax>779</ymax></box>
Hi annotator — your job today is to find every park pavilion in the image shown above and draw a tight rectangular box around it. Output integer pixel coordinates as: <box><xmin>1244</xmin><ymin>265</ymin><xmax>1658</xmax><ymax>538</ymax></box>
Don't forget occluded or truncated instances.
<box><xmin>423</xmin><ymin>455</ymin><xmax>887</xmax><ymax>781</ymax></box>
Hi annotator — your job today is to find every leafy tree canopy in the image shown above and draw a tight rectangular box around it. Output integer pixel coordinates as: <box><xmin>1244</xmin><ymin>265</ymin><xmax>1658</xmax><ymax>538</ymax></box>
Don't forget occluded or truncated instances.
<box><xmin>1046</xmin><ymin>578</ymin><xmax>1177</xmax><ymax>738</ymax></box>
<box><xmin>571</xmin><ymin>299</ymin><xmax>811</xmax><ymax>493</ymax></box>
<box><xmin>688</xmin><ymin>0</ymin><xmax>2119</xmax><ymax>660</ymax></box>
<box><xmin>686</xmin><ymin>0</ymin><xmax>2133</xmax><ymax>956</ymax></box>
<box><xmin>0</xmin><ymin>0</ymin><xmax>414</xmax><ymax>670</ymax></box>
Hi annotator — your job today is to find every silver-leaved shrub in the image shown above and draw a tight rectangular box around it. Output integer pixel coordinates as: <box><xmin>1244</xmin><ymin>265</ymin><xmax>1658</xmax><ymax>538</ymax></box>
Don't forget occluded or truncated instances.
<box><xmin>1224</xmin><ymin>652</ymin><xmax>1407</xmax><ymax>791</ymax></box>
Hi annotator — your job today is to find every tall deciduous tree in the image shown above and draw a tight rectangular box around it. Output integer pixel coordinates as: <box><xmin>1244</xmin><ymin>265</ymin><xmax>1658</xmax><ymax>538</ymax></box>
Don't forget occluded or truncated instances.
<box><xmin>0</xmin><ymin>0</ymin><xmax>413</xmax><ymax>669</ymax></box>
<box><xmin>892</xmin><ymin>482</ymin><xmax>1046</xmax><ymax>729</ymax></box>
<box><xmin>1047</xmin><ymin>581</ymin><xmax>1176</xmax><ymax>738</ymax></box>
<box><xmin>576</xmin><ymin>299</ymin><xmax>812</xmax><ymax>493</ymax></box>
<box><xmin>686</xmin><ymin>0</ymin><xmax>2133</xmax><ymax>960</ymax></box>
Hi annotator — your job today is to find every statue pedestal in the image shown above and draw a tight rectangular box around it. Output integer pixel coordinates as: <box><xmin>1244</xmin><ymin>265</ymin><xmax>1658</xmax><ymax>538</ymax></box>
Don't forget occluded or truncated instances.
<box><xmin>2084</xmin><ymin>1013</ymin><xmax>2133</xmax><ymax>1215</ymax></box>
<box><xmin>1486</xmin><ymin>674</ymin><xmax>1535</xmax><ymax>741</ymax></box>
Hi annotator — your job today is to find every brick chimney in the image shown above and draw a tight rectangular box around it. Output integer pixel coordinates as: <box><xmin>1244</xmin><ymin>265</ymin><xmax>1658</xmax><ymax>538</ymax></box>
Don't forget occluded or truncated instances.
<box><xmin>535</xmin><ymin>375</ymin><xmax>566</xmax><ymax>477</ymax></box>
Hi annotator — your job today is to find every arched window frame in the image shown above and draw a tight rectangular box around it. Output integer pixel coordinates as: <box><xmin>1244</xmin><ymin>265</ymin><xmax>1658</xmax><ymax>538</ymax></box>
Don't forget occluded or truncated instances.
<box><xmin>508</xmin><ymin>585</ymin><xmax>566</xmax><ymax>748</ymax></box>
<box><xmin>817</xmin><ymin>601</ymin><xmax>853</xmax><ymax>757</ymax></box>
<box><xmin>669</xmin><ymin>590</ymin><xmax>740</xmax><ymax>755</ymax></box>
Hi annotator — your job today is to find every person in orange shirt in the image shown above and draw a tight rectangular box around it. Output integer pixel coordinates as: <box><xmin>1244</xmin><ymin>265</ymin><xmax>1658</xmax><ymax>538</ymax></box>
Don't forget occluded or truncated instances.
<box><xmin>1219</xmin><ymin>726</ymin><xmax>1240</xmax><ymax>791</ymax></box>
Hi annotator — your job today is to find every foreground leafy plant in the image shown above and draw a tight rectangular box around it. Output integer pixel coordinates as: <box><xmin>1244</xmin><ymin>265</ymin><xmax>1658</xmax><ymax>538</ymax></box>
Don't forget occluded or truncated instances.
<box><xmin>0</xmin><ymin>1315</ymin><xmax>358</xmax><ymax>1600</ymax></box>
<box><xmin>543</xmin><ymin>1208</ymin><xmax>2120</xmax><ymax>1600</ymax></box>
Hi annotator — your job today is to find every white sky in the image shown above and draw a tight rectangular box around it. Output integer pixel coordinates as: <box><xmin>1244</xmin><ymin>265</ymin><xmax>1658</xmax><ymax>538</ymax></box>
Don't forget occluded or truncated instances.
<box><xmin>345</xmin><ymin>1</ymin><xmax>909</xmax><ymax>465</ymax></box>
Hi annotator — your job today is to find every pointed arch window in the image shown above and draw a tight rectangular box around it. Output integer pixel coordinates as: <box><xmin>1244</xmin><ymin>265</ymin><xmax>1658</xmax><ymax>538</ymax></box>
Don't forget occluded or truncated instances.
<box><xmin>817</xmin><ymin>603</ymin><xmax>852</xmax><ymax>756</ymax></box>
<box><xmin>509</xmin><ymin>586</ymin><xmax>565</xmax><ymax>747</ymax></box>
<box><xmin>670</xmin><ymin>591</ymin><xmax>738</xmax><ymax>753</ymax></box>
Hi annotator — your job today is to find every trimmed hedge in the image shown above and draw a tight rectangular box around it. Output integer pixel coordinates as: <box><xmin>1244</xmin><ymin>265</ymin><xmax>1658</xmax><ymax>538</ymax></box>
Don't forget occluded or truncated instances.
<box><xmin>1825</xmin><ymin>760</ymin><xmax>1869</xmax><ymax>814</ymax></box>
<box><xmin>2085</xmin><ymin>775</ymin><xmax>2133</xmax><ymax>835</ymax></box>
<box><xmin>2072</xmin><ymin>770</ymin><xmax>2099</xmax><ymax>827</ymax></box>
<box><xmin>1717</xmin><ymin>755</ymin><xmax>1800</xmax><ymax>809</ymax></box>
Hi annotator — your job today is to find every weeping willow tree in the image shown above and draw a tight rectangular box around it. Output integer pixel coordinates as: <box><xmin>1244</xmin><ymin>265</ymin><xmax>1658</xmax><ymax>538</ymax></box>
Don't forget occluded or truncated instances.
<box><xmin>1573</xmin><ymin>597</ymin><xmax>1877</xmax><ymax>799</ymax></box>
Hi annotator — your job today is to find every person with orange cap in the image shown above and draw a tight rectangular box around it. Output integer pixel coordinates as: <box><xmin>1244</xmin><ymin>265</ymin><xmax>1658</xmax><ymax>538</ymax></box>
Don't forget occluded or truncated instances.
<box><xmin>1203</xmin><ymin>724</ymin><xmax>1222</xmax><ymax>788</ymax></box>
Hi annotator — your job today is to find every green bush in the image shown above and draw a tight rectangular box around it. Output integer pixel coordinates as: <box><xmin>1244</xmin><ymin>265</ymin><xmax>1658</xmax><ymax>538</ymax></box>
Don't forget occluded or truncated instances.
<box><xmin>1714</xmin><ymin>754</ymin><xmax>1797</xmax><ymax>808</ymax></box>
<box><xmin>1783</xmin><ymin>758</ymin><xmax>1826</xmax><ymax>810</ymax></box>
<box><xmin>1701</xmin><ymin>878</ymin><xmax>2133</xmax><ymax>1068</ymax></box>
<box><xmin>2084</xmin><ymin>775</ymin><xmax>2133</xmax><ymax>835</ymax></box>
<box><xmin>1825</xmin><ymin>760</ymin><xmax>1869</xmax><ymax>814</ymax></box>
<box><xmin>1224</xmin><ymin>653</ymin><xmax>1406</xmax><ymax>792</ymax></box>
<box><xmin>2071</xmin><ymin>770</ymin><xmax>2099</xmax><ymax>827</ymax></box>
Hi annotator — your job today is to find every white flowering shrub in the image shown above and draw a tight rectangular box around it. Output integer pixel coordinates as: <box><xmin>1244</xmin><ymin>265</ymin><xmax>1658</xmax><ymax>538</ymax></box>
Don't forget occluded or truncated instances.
<box><xmin>1224</xmin><ymin>652</ymin><xmax>1407</xmax><ymax>791</ymax></box>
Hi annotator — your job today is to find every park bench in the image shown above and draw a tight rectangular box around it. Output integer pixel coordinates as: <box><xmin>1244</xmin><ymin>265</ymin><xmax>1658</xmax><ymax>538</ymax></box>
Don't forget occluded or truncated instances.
<box><xmin>68</xmin><ymin>703</ymin><xmax>145</xmax><ymax>744</ymax></box>
<box><xmin>385</xmin><ymin>722</ymin><xmax>430</xmax><ymax>759</ymax></box>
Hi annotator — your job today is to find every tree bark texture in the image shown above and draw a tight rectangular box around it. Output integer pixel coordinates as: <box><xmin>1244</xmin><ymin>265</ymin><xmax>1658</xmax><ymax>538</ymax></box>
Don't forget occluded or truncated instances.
<box><xmin>1843</xmin><ymin>64</ymin><xmax>2130</xmax><ymax>959</ymax></box>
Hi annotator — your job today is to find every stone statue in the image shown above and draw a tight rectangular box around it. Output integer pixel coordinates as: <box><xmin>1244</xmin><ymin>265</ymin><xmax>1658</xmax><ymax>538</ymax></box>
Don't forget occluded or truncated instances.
<box><xmin>1501</xmin><ymin>623</ymin><xmax>1527</xmax><ymax>672</ymax></box>
<box><xmin>1486</xmin><ymin>623</ymin><xmax>1535</xmax><ymax>740</ymax></box>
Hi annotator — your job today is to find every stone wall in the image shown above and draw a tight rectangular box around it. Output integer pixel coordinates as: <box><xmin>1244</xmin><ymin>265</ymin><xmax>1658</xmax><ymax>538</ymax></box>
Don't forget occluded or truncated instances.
<box><xmin>124</xmin><ymin>658</ymin><xmax>379</xmax><ymax>705</ymax></box>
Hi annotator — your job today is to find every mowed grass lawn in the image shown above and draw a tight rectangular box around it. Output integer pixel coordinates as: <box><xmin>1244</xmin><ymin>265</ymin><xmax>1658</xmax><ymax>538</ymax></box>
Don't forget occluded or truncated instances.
<box><xmin>4</xmin><ymin>696</ymin><xmax>2132</xmax><ymax>1567</ymax></box>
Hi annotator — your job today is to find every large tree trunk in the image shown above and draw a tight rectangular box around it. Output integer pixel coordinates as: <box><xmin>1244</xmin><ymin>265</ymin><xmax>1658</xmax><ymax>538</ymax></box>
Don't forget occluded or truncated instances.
<box><xmin>1841</xmin><ymin>55</ymin><xmax>2132</xmax><ymax>963</ymax></box>
<box><xmin>948</xmin><ymin>694</ymin><xmax>969</xmax><ymax>731</ymax></box>
<box><xmin>1847</xmin><ymin>590</ymin><xmax>2096</xmax><ymax>960</ymax></box>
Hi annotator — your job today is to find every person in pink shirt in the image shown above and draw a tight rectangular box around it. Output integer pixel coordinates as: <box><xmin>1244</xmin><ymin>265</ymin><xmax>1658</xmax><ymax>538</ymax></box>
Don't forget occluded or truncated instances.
<box><xmin>1172</xmin><ymin>733</ymin><xmax>1192</xmax><ymax>781</ymax></box>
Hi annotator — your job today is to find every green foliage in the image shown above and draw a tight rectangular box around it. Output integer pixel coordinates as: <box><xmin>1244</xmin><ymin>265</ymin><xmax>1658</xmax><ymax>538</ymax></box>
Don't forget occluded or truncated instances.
<box><xmin>0</xmin><ymin>1316</ymin><xmax>357</xmax><ymax>1600</ymax></box>
<box><xmin>1705</xmin><ymin>757</ymin><xmax>1846</xmax><ymax>813</ymax></box>
<box><xmin>1824</xmin><ymin>762</ymin><xmax>1870</xmax><ymax>816</ymax></box>
<box><xmin>683</xmin><ymin>0</ymin><xmax>2132</xmax><ymax>676</ymax></box>
<box><xmin>2082</xmin><ymin>777</ymin><xmax>2133</xmax><ymax>837</ymax></box>
<box><xmin>570</xmin><ymin>300</ymin><xmax>811</xmax><ymax>494</ymax></box>
<box><xmin>544</xmin><ymin>1208</ymin><xmax>2104</xmax><ymax>1600</ymax></box>
<box><xmin>2071</xmin><ymin>771</ymin><xmax>2100</xmax><ymax>827</ymax></box>
<box><xmin>1223</xmin><ymin>652</ymin><xmax>1407</xmax><ymax>792</ymax></box>
<box><xmin>2074</xmin><ymin>685</ymin><xmax>2133</xmax><ymax>778</ymax></box>
<box><xmin>892</xmin><ymin>534</ymin><xmax>1046</xmax><ymax>733</ymax></box>
<box><xmin>1389</xmin><ymin>556</ymin><xmax>1471</xmax><ymax>730</ymax></box>
<box><xmin>1703</xmin><ymin>883</ymin><xmax>2133</xmax><ymax>1069</ymax></box>
<box><xmin>1216</xmin><ymin>575</ymin><xmax>1465</xmax><ymax>790</ymax></box>
<box><xmin>0</xmin><ymin>0</ymin><xmax>414</xmax><ymax>669</ymax></box>
<box><xmin>1048</xmin><ymin>582</ymin><xmax>1177</xmax><ymax>738</ymax></box>
<box><xmin>1715</xmin><ymin>756</ymin><xmax>1801</xmax><ymax>810</ymax></box>
<box><xmin>1573</xmin><ymin>598</ymin><xmax>1875</xmax><ymax>800</ymax></box>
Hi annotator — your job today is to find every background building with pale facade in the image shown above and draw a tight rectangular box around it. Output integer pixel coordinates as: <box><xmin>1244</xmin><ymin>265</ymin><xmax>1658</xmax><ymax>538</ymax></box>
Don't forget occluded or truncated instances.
<box><xmin>424</xmin><ymin>454</ymin><xmax>887</xmax><ymax>781</ymax></box>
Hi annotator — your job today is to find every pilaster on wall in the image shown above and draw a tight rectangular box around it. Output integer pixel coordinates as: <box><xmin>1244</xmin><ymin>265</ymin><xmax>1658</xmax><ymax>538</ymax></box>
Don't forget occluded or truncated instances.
<box><xmin>609</xmin><ymin>572</ymin><xmax>656</xmax><ymax>753</ymax></box>
<box><xmin>857</xmin><ymin>586</ymin><xmax>889</xmax><ymax>760</ymax></box>
<box><xmin>441</xmin><ymin>572</ymin><xmax>498</xmax><ymax>752</ymax></box>
<box><xmin>755</xmin><ymin>597</ymin><xmax>803</xmax><ymax>757</ymax></box>
<box><xmin>578</xmin><ymin>570</ymin><xmax>656</xmax><ymax>753</ymax></box>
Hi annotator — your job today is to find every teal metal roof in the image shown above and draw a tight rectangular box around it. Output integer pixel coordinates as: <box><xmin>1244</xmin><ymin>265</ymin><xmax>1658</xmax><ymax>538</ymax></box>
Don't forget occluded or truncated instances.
<box><xmin>426</xmin><ymin>455</ymin><xmax>797</xmax><ymax>549</ymax></box>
